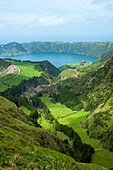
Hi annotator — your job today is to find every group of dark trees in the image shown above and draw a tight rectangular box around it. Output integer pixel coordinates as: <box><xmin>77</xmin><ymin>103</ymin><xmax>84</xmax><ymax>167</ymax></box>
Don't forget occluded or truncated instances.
<box><xmin>55</xmin><ymin>120</ymin><xmax>94</xmax><ymax>162</ymax></box>
<box><xmin>0</xmin><ymin>59</ymin><xmax>11</xmax><ymax>72</ymax></box>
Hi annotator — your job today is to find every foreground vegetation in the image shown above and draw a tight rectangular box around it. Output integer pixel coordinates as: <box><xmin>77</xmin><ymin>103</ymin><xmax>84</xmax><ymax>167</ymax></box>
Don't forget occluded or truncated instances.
<box><xmin>0</xmin><ymin>96</ymin><xmax>105</xmax><ymax>170</ymax></box>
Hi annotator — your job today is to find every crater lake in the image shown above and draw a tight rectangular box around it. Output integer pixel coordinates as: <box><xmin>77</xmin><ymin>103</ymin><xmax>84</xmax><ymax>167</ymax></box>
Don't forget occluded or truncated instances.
<box><xmin>0</xmin><ymin>52</ymin><xmax>97</xmax><ymax>67</ymax></box>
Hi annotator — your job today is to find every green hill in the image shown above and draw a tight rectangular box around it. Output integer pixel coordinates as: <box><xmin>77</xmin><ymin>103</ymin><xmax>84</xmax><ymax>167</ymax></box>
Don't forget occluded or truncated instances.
<box><xmin>0</xmin><ymin>42</ymin><xmax>27</xmax><ymax>56</ymax></box>
<box><xmin>0</xmin><ymin>60</ymin><xmax>60</xmax><ymax>92</ymax></box>
<box><xmin>82</xmin><ymin>55</ymin><xmax>113</xmax><ymax>151</ymax></box>
<box><xmin>34</xmin><ymin>60</ymin><xmax>61</xmax><ymax>78</ymax></box>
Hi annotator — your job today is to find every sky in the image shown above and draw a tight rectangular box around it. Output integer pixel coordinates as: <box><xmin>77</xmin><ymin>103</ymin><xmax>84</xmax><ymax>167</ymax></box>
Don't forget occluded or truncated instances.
<box><xmin>0</xmin><ymin>0</ymin><xmax>113</xmax><ymax>43</ymax></box>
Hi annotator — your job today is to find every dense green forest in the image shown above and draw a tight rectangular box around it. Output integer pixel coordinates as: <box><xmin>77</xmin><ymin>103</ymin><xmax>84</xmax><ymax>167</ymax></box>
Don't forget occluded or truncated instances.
<box><xmin>0</xmin><ymin>41</ymin><xmax>113</xmax><ymax>57</ymax></box>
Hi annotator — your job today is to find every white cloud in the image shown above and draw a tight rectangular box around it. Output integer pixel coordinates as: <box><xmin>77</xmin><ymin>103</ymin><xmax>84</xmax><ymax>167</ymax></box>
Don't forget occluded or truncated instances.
<box><xmin>0</xmin><ymin>0</ymin><xmax>113</xmax><ymax>42</ymax></box>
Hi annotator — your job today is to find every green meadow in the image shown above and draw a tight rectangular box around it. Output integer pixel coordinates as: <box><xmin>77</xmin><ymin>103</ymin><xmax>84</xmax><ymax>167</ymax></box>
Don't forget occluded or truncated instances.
<box><xmin>59</xmin><ymin>62</ymin><xmax>91</xmax><ymax>71</ymax></box>
<box><xmin>40</xmin><ymin>96</ymin><xmax>113</xmax><ymax>169</ymax></box>
<box><xmin>40</xmin><ymin>96</ymin><xmax>74</xmax><ymax>118</ymax></box>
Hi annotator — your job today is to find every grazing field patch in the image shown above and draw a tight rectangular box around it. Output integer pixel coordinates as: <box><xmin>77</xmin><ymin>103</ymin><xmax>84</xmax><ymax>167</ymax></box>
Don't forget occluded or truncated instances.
<box><xmin>40</xmin><ymin>96</ymin><xmax>74</xmax><ymax>118</ymax></box>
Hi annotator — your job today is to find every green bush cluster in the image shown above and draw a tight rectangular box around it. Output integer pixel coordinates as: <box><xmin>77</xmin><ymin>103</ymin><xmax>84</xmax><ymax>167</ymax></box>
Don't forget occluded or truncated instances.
<box><xmin>0</xmin><ymin>147</ymin><xmax>9</xmax><ymax>166</ymax></box>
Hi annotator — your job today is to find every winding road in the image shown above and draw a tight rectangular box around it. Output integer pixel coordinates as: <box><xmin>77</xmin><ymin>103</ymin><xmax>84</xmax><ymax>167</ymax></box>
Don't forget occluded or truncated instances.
<box><xmin>0</xmin><ymin>65</ymin><xmax>20</xmax><ymax>86</ymax></box>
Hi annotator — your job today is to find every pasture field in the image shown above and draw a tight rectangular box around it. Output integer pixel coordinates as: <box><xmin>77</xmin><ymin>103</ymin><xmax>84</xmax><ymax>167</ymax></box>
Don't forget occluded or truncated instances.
<box><xmin>0</xmin><ymin>67</ymin><xmax>18</xmax><ymax>92</ymax></box>
<box><xmin>59</xmin><ymin>62</ymin><xmax>91</xmax><ymax>71</ymax></box>
<box><xmin>0</xmin><ymin>60</ymin><xmax>41</xmax><ymax>91</ymax></box>
<box><xmin>40</xmin><ymin>96</ymin><xmax>100</xmax><ymax>148</ymax></box>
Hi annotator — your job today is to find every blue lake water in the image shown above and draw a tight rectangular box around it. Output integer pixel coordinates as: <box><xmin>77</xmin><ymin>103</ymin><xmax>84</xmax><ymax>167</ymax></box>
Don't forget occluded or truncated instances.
<box><xmin>0</xmin><ymin>53</ymin><xmax>97</xmax><ymax>67</ymax></box>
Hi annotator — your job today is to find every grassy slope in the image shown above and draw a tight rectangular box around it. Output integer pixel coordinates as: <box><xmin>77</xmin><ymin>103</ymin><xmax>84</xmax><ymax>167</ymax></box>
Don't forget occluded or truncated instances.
<box><xmin>58</xmin><ymin>69</ymin><xmax>78</xmax><ymax>81</ymax></box>
<box><xmin>0</xmin><ymin>60</ymin><xmax>41</xmax><ymax>92</ymax></box>
<box><xmin>58</xmin><ymin>112</ymin><xmax>100</xmax><ymax>149</ymax></box>
<box><xmin>0</xmin><ymin>95</ymin><xmax>107</xmax><ymax>170</ymax></box>
<box><xmin>8</xmin><ymin>60</ymin><xmax>41</xmax><ymax>85</ymax></box>
<box><xmin>40</xmin><ymin>96</ymin><xmax>113</xmax><ymax>169</ymax></box>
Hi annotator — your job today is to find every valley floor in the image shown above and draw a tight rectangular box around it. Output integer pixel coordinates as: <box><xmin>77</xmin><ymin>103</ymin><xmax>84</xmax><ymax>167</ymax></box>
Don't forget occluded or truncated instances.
<box><xmin>40</xmin><ymin>96</ymin><xmax>113</xmax><ymax>169</ymax></box>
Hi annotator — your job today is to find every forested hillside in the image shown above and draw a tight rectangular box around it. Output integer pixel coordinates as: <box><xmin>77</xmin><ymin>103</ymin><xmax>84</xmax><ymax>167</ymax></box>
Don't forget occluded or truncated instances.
<box><xmin>0</xmin><ymin>59</ymin><xmax>10</xmax><ymax>72</ymax></box>
<box><xmin>0</xmin><ymin>41</ymin><xmax>113</xmax><ymax>57</ymax></box>
<box><xmin>82</xmin><ymin>55</ymin><xmax>113</xmax><ymax>151</ymax></box>
<box><xmin>95</xmin><ymin>50</ymin><xmax>113</xmax><ymax>63</ymax></box>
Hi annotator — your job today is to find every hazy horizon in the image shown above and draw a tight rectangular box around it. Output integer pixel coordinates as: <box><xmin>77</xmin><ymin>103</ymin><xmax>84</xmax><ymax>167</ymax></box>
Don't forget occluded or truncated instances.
<box><xmin>1</xmin><ymin>38</ymin><xmax>113</xmax><ymax>45</ymax></box>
